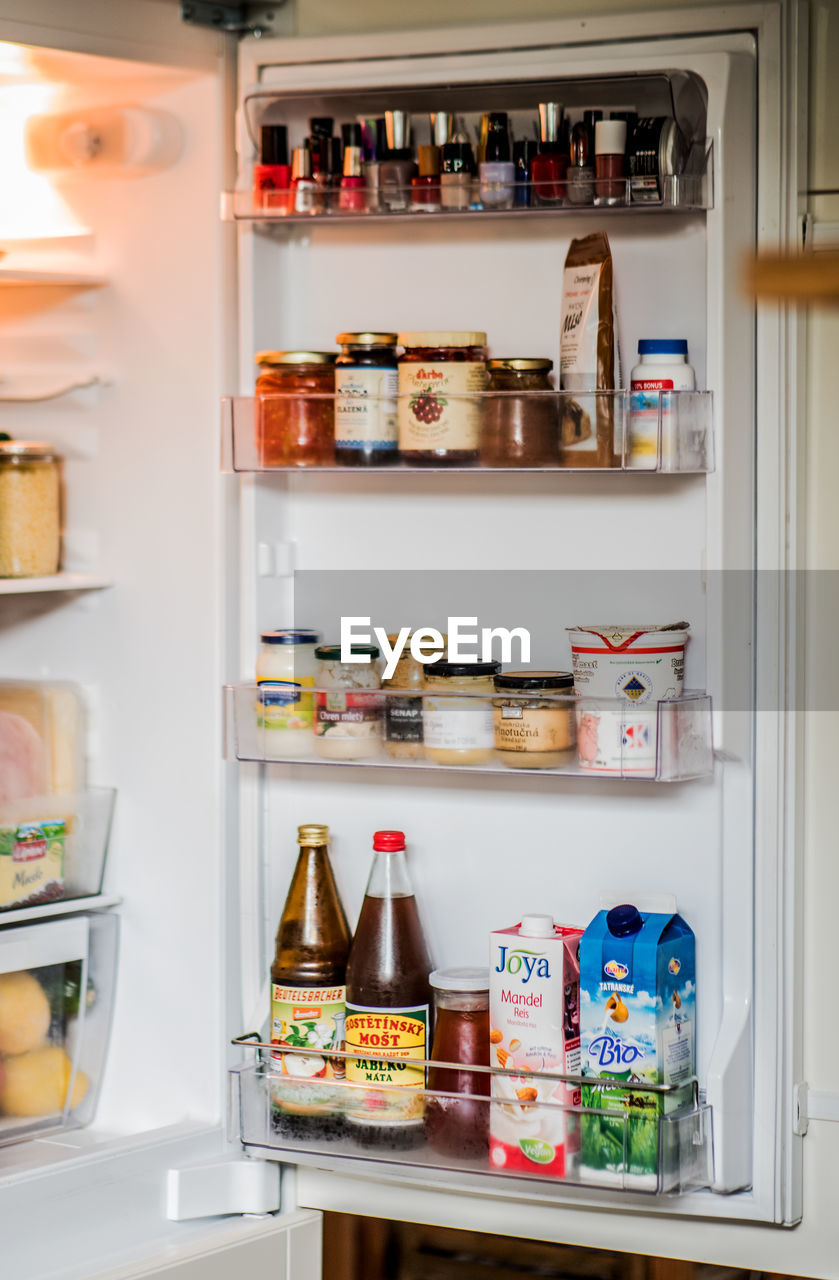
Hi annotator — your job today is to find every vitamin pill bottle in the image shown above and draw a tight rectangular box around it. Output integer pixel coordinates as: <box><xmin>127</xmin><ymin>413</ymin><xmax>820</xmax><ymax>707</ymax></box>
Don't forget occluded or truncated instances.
<box><xmin>423</xmin><ymin>662</ymin><xmax>499</xmax><ymax>765</ymax></box>
<box><xmin>255</xmin><ymin>629</ymin><xmax>320</xmax><ymax>756</ymax></box>
<box><xmin>628</xmin><ymin>339</ymin><xmax>696</xmax><ymax>470</ymax></box>
<box><xmin>0</xmin><ymin>441</ymin><xmax>61</xmax><ymax>578</ymax></box>
<box><xmin>397</xmin><ymin>332</ymin><xmax>487</xmax><ymax>464</ymax></box>
<box><xmin>255</xmin><ymin>351</ymin><xmax>336</xmax><ymax>467</ymax></box>
<box><xmin>492</xmin><ymin>671</ymin><xmax>575</xmax><ymax>769</ymax></box>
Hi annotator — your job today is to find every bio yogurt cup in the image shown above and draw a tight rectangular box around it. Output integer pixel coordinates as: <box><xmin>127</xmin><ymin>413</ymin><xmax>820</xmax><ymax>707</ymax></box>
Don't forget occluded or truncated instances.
<box><xmin>567</xmin><ymin>623</ymin><xmax>689</xmax><ymax>776</ymax></box>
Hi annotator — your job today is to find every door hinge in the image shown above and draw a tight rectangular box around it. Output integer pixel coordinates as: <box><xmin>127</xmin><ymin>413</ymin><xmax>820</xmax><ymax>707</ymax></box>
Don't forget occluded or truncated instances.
<box><xmin>167</xmin><ymin>1156</ymin><xmax>281</xmax><ymax>1220</ymax></box>
<box><xmin>793</xmin><ymin>1082</ymin><xmax>839</xmax><ymax>1135</ymax></box>
<box><xmin>180</xmin><ymin>2</ymin><xmax>285</xmax><ymax>38</ymax></box>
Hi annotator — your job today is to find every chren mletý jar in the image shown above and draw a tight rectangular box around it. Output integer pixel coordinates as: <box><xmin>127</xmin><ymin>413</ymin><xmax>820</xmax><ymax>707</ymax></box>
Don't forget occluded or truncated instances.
<box><xmin>314</xmin><ymin>644</ymin><xmax>383</xmax><ymax>759</ymax></box>
<box><xmin>493</xmin><ymin>671</ymin><xmax>576</xmax><ymax>768</ymax></box>
<box><xmin>423</xmin><ymin>662</ymin><xmax>499</xmax><ymax>765</ymax></box>
<box><xmin>397</xmin><ymin>332</ymin><xmax>487</xmax><ymax>464</ymax></box>
<box><xmin>481</xmin><ymin>359</ymin><xmax>560</xmax><ymax>467</ymax></box>
<box><xmin>255</xmin><ymin>351</ymin><xmax>336</xmax><ymax>467</ymax></box>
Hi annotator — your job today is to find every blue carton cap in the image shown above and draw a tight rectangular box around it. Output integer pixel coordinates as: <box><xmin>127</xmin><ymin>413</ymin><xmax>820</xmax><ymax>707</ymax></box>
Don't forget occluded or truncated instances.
<box><xmin>638</xmin><ymin>339</ymin><xmax>688</xmax><ymax>356</ymax></box>
<box><xmin>606</xmin><ymin>903</ymin><xmax>643</xmax><ymax>937</ymax></box>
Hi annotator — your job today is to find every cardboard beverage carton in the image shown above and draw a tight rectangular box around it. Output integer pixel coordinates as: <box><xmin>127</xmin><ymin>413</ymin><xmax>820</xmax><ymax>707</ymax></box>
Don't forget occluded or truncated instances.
<box><xmin>579</xmin><ymin>903</ymin><xmax>695</xmax><ymax>1190</ymax></box>
<box><xmin>489</xmin><ymin>915</ymin><xmax>583</xmax><ymax>1178</ymax></box>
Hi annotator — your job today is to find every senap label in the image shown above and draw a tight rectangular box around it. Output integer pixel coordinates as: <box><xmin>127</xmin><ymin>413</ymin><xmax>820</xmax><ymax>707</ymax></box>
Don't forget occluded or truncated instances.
<box><xmin>489</xmin><ymin>918</ymin><xmax>582</xmax><ymax>1179</ymax></box>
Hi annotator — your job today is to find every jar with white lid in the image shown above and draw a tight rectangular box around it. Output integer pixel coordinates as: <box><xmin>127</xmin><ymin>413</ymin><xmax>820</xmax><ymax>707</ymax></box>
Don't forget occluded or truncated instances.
<box><xmin>314</xmin><ymin>644</ymin><xmax>383</xmax><ymax>759</ymax></box>
<box><xmin>423</xmin><ymin>662</ymin><xmax>499</xmax><ymax>766</ymax></box>
<box><xmin>256</xmin><ymin>629</ymin><xmax>320</xmax><ymax>756</ymax></box>
<box><xmin>628</xmin><ymin>339</ymin><xmax>696</xmax><ymax>470</ymax></box>
<box><xmin>0</xmin><ymin>441</ymin><xmax>61</xmax><ymax>578</ymax></box>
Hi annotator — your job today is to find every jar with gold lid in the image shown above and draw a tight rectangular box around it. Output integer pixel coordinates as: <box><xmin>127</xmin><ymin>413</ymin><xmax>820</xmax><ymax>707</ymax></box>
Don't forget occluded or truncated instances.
<box><xmin>397</xmin><ymin>332</ymin><xmax>488</xmax><ymax>465</ymax></box>
<box><xmin>255</xmin><ymin>350</ymin><xmax>336</xmax><ymax>467</ymax></box>
<box><xmin>0</xmin><ymin>441</ymin><xmax>61</xmax><ymax>578</ymax></box>
<box><xmin>480</xmin><ymin>358</ymin><xmax>560</xmax><ymax>468</ymax></box>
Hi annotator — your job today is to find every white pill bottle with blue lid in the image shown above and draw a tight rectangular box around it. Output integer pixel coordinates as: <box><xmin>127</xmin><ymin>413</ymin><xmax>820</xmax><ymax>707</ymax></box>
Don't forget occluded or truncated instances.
<box><xmin>628</xmin><ymin>338</ymin><xmax>695</xmax><ymax>470</ymax></box>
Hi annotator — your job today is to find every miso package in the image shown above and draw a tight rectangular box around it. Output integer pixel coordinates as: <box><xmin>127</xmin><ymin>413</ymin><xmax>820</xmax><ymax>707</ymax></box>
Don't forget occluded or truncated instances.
<box><xmin>559</xmin><ymin>231</ymin><xmax>621</xmax><ymax>466</ymax></box>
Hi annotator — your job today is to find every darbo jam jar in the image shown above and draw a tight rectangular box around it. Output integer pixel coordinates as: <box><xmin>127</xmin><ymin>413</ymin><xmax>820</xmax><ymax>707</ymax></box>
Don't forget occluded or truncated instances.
<box><xmin>423</xmin><ymin>662</ymin><xmax>499</xmax><ymax>765</ymax></box>
<box><xmin>492</xmin><ymin>671</ymin><xmax>576</xmax><ymax>769</ymax></box>
<box><xmin>314</xmin><ymin>644</ymin><xmax>383</xmax><ymax>759</ymax></box>
<box><xmin>255</xmin><ymin>351</ymin><xmax>336</xmax><ymax>467</ymax></box>
<box><xmin>397</xmin><ymin>332</ymin><xmax>488</xmax><ymax>464</ymax></box>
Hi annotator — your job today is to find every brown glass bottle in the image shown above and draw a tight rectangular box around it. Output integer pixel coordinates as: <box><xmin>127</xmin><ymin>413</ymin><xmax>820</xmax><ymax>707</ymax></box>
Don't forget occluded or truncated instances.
<box><xmin>269</xmin><ymin>823</ymin><xmax>351</xmax><ymax>1137</ymax></box>
<box><xmin>345</xmin><ymin>830</ymin><xmax>432</xmax><ymax>1149</ymax></box>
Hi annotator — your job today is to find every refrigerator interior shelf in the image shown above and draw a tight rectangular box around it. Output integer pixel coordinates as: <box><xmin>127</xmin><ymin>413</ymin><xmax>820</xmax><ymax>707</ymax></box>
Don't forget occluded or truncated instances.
<box><xmin>0</xmin><ymin>787</ymin><xmax>117</xmax><ymax>917</ymax></box>
<box><xmin>0</xmin><ymin>573</ymin><xmax>113</xmax><ymax>596</ymax></box>
<box><xmin>231</xmin><ymin>1045</ymin><xmax>713</xmax><ymax>1199</ymax></box>
<box><xmin>223</xmin><ymin>390</ymin><xmax>714</xmax><ymax>474</ymax></box>
<box><xmin>0</xmin><ymin>268</ymin><xmax>106</xmax><ymax>289</ymax></box>
<box><xmin>226</xmin><ymin>686</ymin><xmax>714</xmax><ymax>783</ymax></box>
<box><xmin>0</xmin><ymin>372</ymin><xmax>108</xmax><ymax>403</ymax></box>
<box><xmin>0</xmin><ymin>893</ymin><xmax>122</xmax><ymax>928</ymax></box>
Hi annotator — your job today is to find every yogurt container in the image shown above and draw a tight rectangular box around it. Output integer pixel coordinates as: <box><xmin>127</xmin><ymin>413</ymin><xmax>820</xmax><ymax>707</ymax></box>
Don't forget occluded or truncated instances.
<box><xmin>567</xmin><ymin>623</ymin><xmax>689</xmax><ymax>776</ymax></box>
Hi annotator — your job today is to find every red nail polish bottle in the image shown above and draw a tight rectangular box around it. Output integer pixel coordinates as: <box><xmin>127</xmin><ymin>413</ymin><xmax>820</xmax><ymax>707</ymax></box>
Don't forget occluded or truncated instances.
<box><xmin>338</xmin><ymin>145</ymin><xmax>367</xmax><ymax>211</ymax></box>
<box><xmin>254</xmin><ymin>125</ymin><xmax>292</xmax><ymax>213</ymax></box>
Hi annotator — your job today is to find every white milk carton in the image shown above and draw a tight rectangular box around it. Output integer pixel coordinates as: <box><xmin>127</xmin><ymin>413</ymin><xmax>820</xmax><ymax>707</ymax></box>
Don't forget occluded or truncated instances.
<box><xmin>489</xmin><ymin>914</ymin><xmax>583</xmax><ymax>1178</ymax></box>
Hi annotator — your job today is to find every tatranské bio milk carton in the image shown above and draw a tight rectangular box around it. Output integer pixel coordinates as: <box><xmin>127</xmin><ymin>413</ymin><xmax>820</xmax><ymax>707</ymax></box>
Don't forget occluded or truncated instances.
<box><xmin>579</xmin><ymin>903</ymin><xmax>695</xmax><ymax>1190</ymax></box>
<box><xmin>489</xmin><ymin>915</ymin><xmax>582</xmax><ymax>1178</ymax></box>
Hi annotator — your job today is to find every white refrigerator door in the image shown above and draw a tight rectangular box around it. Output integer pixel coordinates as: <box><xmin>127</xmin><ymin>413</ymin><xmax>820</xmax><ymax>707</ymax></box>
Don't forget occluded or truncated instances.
<box><xmin>229</xmin><ymin>0</ymin><xmax>804</xmax><ymax>1247</ymax></box>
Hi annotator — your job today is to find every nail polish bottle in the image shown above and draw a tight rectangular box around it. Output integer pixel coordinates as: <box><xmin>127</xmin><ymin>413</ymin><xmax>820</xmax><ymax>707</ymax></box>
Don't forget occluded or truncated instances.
<box><xmin>429</xmin><ymin>111</ymin><xmax>454</xmax><ymax>149</ymax></box>
<box><xmin>253</xmin><ymin>124</ymin><xmax>291</xmax><ymax>210</ymax></box>
<box><xmin>380</xmin><ymin>110</ymin><xmax>417</xmax><ymax>212</ymax></box>
<box><xmin>594</xmin><ymin>119</ymin><xmax>628</xmax><ymax>206</ymax></box>
<box><xmin>531</xmin><ymin>102</ymin><xmax>568</xmax><ymax>204</ymax></box>
<box><xmin>338</xmin><ymin>145</ymin><xmax>366</xmax><ymax>211</ymax></box>
<box><xmin>566</xmin><ymin>120</ymin><xmax>595</xmax><ymax>206</ymax></box>
<box><xmin>342</xmin><ymin>121</ymin><xmax>363</xmax><ymax>149</ymax></box>
<box><xmin>411</xmin><ymin>144</ymin><xmax>441</xmax><ymax>211</ymax></box>
<box><xmin>513</xmin><ymin>138</ymin><xmax>538</xmax><ymax>207</ymax></box>
<box><xmin>291</xmin><ymin>146</ymin><xmax>316</xmax><ymax>214</ymax></box>
<box><xmin>314</xmin><ymin>135</ymin><xmax>340</xmax><ymax>211</ymax></box>
<box><xmin>479</xmin><ymin>112</ymin><xmax>514</xmax><ymax>209</ymax></box>
<box><xmin>362</xmin><ymin>118</ymin><xmax>386</xmax><ymax>212</ymax></box>
<box><xmin>440</xmin><ymin>136</ymin><xmax>475</xmax><ymax>210</ymax></box>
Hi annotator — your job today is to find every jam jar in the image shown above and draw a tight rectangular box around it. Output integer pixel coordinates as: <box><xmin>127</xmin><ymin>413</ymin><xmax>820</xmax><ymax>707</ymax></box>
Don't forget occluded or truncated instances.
<box><xmin>397</xmin><ymin>332</ymin><xmax>488</xmax><ymax>464</ymax></box>
<box><xmin>334</xmin><ymin>332</ymin><xmax>398</xmax><ymax>467</ymax></box>
<box><xmin>255</xmin><ymin>351</ymin><xmax>336</xmax><ymax>467</ymax></box>
<box><xmin>480</xmin><ymin>358</ymin><xmax>560</xmax><ymax>467</ymax></box>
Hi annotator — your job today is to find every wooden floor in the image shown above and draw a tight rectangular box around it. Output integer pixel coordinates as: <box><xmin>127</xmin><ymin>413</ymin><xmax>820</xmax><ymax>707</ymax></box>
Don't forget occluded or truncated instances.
<box><xmin>323</xmin><ymin>1213</ymin><xmax>797</xmax><ymax>1280</ymax></box>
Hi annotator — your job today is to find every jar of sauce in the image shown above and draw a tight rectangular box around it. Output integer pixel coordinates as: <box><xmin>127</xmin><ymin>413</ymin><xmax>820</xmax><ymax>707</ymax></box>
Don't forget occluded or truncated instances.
<box><xmin>0</xmin><ymin>441</ymin><xmax>61</xmax><ymax>578</ymax></box>
<box><xmin>314</xmin><ymin>644</ymin><xmax>383</xmax><ymax>759</ymax></box>
<box><xmin>397</xmin><ymin>332</ymin><xmax>487</xmax><ymax>465</ymax></box>
<box><xmin>426</xmin><ymin>968</ymin><xmax>490</xmax><ymax>1158</ymax></box>
<box><xmin>334</xmin><ymin>333</ymin><xmax>399</xmax><ymax>467</ymax></box>
<box><xmin>382</xmin><ymin>633</ymin><xmax>425</xmax><ymax>759</ymax></box>
<box><xmin>255</xmin><ymin>351</ymin><xmax>336</xmax><ymax>467</ymax></box>
<box><xmin>423</xmin><ymin>662</ymin><xmax>499</xmax><ymax>766</ymax></box>
<box><xmin>493</xmin><ymin>671</ymin><xmax>576</xmax><ymax>769</ymax></box>
<box><xmin>480</xmin><ymin>359</ymin><xmax>560</xmax><ymax>467</ymax></box>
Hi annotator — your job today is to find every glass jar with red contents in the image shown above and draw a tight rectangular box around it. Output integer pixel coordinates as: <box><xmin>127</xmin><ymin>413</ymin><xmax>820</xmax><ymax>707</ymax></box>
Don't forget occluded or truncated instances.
<box><xmin>425</xmin><ymin>967</ymin><xmax>490</xmax><ymax>1158</ymax></box>
<box><xmin>397</xmin><ymin>332</ymin><xmax>487</xmax><ymax>464</ymax></box>
<box><xmin>255</xmin><ymin>351</ymin><xmax>336</xmax><ymax>467</ymax></box>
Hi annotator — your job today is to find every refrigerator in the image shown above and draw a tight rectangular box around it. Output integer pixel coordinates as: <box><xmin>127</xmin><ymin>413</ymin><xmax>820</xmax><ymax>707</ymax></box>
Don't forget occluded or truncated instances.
<box><xmin>0</xmin><ymin>1</ymin><xmax>816</xmax><ymax>1276</ymax></box>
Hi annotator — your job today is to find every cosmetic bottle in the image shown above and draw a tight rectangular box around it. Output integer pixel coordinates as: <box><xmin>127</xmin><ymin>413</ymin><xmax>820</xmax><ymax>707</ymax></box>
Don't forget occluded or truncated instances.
<box><xmin>253</xmin><ymin>124</ymin><xmax>291</xmax><ymax>210</ymax></box>
<box><xmin>531</xmin><ymin>102</ymin><xmax>568</xmax><ymax>204</ymax></box>
<box><xmin>313</xmin><ymin>136</ymin><xmax>338</xmax><ymax>211</ymax></box>
<box><xmin>411</xmin><ymin>144</ymin><xmax>441</xmax><ymax>212</ymax></box>
<box><xmin>430</xmin><ymin>111</ymin><xmax>454</xmax><ymax>149</ymax></box>
<box><xmin>479</xmin><ymin>112</ymin><xmax>514</xmax><ymax>209</ymax></box>
<box><xmin>342</xmin><ymin>121</ymin><xmax>363</xmax><ymax>149</ymax></box>
<box><xmin>291</xmin><ymin>146</ymin><xmax>315</xmax><ymax>214</ymax></box>
<box><xmin>594</xmin><ymin>119</ymin><xmax>627</xmax><ymax>206</ymax></box>
<box><xmin>440</xmin><ymin>138</ymin><xmax>474</xmax><ymax>210</ymax></box>
<box><xmin>380</xmin><ymin>110</ymin><xmax>417</xmax><ymax>211</ymax></box>
<box><xmin>566</xmin><ymin>120</ymin><xmax>595</xmax><ymax>205</ymax></box>
<box><xmin>513</xmin><ymin>138</ymin><xmax>538</xmax><ymax>207</ymax></box>
<box><xmin>363</xmin><ymin>118</ymin><xmax>387</xmax><ymax>212</ymax></box>
<box><xmin>338</xmin><ymin>145</ymin><xmax>367</xmax><ymax>211</ymax></box>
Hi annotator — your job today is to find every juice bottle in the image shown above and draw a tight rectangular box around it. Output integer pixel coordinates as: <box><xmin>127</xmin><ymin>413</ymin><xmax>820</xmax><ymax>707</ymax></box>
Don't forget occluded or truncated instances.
<box><xmin>425</xmin><ymin>967</ymin><xmax>490</xmax><ymax>1158</ymax></box>
<box><xmin>270</xmin><ymin>823</ymin><xmax>351</xmax><ymax>1136</ymax></box>
<box><xmin>344</xmin><ymin>830</ymin><xmax>432</xmax><ymax>1148</ymax></box>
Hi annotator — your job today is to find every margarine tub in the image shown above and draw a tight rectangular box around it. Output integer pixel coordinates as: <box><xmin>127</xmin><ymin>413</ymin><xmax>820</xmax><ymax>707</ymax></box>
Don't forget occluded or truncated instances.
<box><xmin>567</xmin><ymin>623</ymin><xmax>689</xmax><ymax>776</ymax></box>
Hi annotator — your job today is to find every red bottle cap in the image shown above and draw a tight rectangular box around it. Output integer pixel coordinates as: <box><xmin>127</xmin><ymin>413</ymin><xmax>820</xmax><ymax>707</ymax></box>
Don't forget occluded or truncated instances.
<box><xmin>373</xmin><ymin>830</ymin><xmax>406</xmax><ymax>852</ymax></box>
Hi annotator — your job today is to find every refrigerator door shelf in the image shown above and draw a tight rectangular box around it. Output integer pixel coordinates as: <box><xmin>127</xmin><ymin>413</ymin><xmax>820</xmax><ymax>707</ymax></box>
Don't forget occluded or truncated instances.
<box><xmin>226</xmin><ymin>685</ymin><xmax>714</xmax><ymax>784</ymax></box>
<box><xmin>231</xmin><ymin>1056</ymin><xmax>714</xmax><ymax>1200</ymax></box>
<box><xmin>223</xmin><ymin>390</ymin><xmax>714</xmax><ymax>475</ymax></box>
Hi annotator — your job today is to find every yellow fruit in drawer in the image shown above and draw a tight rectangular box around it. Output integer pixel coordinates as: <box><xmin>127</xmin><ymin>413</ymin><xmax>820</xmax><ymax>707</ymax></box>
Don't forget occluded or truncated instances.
<box><xmin>0</xmin><ymin>971</ymin><xmax>50</xmax><ymax>1055</ymax></box>
<box><xmin>0</xmin><ymin>1045</ymin><xmax>88</xmax><ymax>1117</ymax></box>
